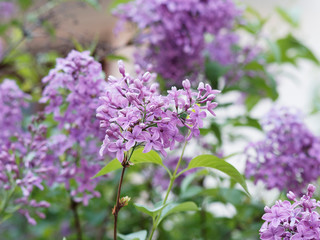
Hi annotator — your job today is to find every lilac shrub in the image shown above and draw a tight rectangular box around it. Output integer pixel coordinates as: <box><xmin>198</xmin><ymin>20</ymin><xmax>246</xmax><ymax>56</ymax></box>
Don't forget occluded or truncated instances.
<box><xmin>260</xmin><ymin>184</ymin><xmax>320</xmax><ymax>240</ymax></box>
<box><xmin>97</xmin><ymin>60</ymin><xmax>220</xmax><ymax>161</ymax></box>
<box><xmin>40</xmin><ymin>50</ymin><xmax>107</xmax><ymax>205</ymax></box>
<box><xmin>114</xmin><ymin>0</ymin><xmax>242</xmax><ymax>83</ymax></box>
<box><xmin>245</xmin><ymin>106</ymin><xmax>320</xmax><ymax>195</ymax></box>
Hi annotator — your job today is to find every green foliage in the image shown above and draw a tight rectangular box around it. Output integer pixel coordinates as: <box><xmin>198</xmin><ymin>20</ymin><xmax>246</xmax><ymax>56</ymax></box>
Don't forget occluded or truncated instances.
<box><xmin>93</xmin><ymin>158</ymin><xmax>122</xmax><ymax>178</ymax></box>
<box><xmin>107</xmin><ymin>54</ymin><xmax>129</xmax><ymax>62</ymax></box>
<box><xmin>180</xmin><ymin>154</ymin><xmax>249</xmax><ymax>195</ymax></box>
<box><xmin>109</xmin><ymin>0</ymin><xmax>133</xmax><ymax>9</ymax></box>
<box><xmin>118</xmin><ymin>230</ymin><xmax>147</xmax><ymax>240</ymax></box>
<box><xmin>276</xmin><ymin>7</ymin><xmax>300</xmax><ymax>28</ymax></box>
<box><xmin>158</xmin><ymin>201</ymin><xmax>199</xmax><ymax>224</ymax></box>
<box><xmin>134</xmin><ymin>203</ymin><xmax>167</xmax><ymax>219</ymax></box>
<box><xmin>93</xmin><ymin>148</ymin><xmax>165</xmax><ymax>178</ymax></box>
<box><xmin>267</xmin><ymin>34</ymin><xmax>320</xmax><ymax>65</ymax></box>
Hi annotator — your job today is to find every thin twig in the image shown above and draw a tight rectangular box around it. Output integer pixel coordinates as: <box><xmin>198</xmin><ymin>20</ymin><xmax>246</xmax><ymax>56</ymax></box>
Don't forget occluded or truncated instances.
<box><xmin>113</xmin><ymin>164</ymin><xmax>127</xmax><ymax>240</ymax></box>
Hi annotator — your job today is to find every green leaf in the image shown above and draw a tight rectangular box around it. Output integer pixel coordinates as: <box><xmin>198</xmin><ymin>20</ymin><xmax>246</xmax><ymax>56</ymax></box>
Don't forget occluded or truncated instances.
<box><xmin>276</xmin><ymin>7</ymin><xmax>299</xmax><ymax>28</ymax></box>
<box><xmin>93</xmin><ymin>148</ymin><xmax>164</xmax><ymax>178</ymax></box>
<box><xmin>130</xmin><ymin>148</ymin><xmax>164</xmax><ymax>166</ymax></box>
<box><xmin>107</xmin><ymin>54</ymin><xmax>129</xmax><ymax>62</ymax></box>
<box><xmin>266</xmin><ymin>39</ymin><xmax>281</xmax><ymax>63</ymax></box>
<box><xmin>274</xmin><ymin>34</ymin><xmax>320</xmax><ymax>65</ymax></box>
<box><xmin>245</xmin><ymin>95</ymin><xmax>260</xmax><ymax>111</ymax></box>
<box><xmin>158</xmin><ymin>202</ymin><xmax>199</xmax><ymax>224</ymax></box>
<box><xmin>18</xmin><ymin>0</ymin><xmax>33</xmax><ymax>10</ymax></box>
<box><xmin>118</xmin><ymin>230</ymin><xmax>147</xmax><ymax>240</ymax></box>
<box><xmin>205</xmin><ymin>60</ymin><xmax>229</xmax><ymax>89</ymax></box>
<box><xmin>184</xmin><ymin>155</ymin><xmax>249</xmax><ymax>195</ymax></box>
<box><xmin>71</xmin><ymin>38</ymin><xmax>84</xmax><ymax>52</ymax></box>
<box><xmin>231</xmin><ymin>116</ymin><xmax>262</xmax><ymax>130</ymax></box>
<box><xmin>109</xmin><ymin>0</ymin><xmax>133</xmax><ymax>9</ymax></box>
<box><xmin>92</xmin><ymin>158</ymin><xmax>122</xmax><ymax>178</ymax></box>
<box><xmin>134</xmin><ymin>203</ymin><xmax>166</xmax><ymax>218</ymax></box>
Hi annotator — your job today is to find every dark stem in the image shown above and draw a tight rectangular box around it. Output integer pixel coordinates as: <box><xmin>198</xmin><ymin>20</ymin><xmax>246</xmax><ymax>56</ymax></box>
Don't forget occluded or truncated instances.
<box><xmin>70</xmin><ymin>198</ymin><xmax>83</xmax><ymax>240</ymax></box>
<box><xmin>113</xmin><ymin>165</ymin><xmax>127</xmax><ymax>240</ymax></box>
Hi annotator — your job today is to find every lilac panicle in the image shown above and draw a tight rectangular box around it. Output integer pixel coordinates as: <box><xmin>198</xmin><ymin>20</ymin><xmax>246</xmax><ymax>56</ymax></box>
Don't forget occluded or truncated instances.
<box><xmin>245</xmin><ymin>106</ymin><xmax>320</xmax><ymax>195</ymax></box>
<box><xmin>114</xmin><ymin>0</ymin><xmax>241</xmax><ymax>83</ymax></box>
<box><xmin>260</xmin><ymin>184</ymin><xmax>320</xmax><ymax>240</ymax></box>
<box><xmin>40</xmin><ymin>50</ymin><xmax>106</xmax><ymax>146</ymax></box>
<box><xmin>0</xmin><ymin>1</ymin><xmax>16</xmax><ymax>20</ymax></box>
<box><xmin>0</xmin><ymin>79</ymin><xmax>29</xmax><ymax>145</ymax></box>
<box><xmin>0</xmin><ymin>118</ymin><xmax>54</xmax><ymax>225</ymax></box>
<box><xmin>40</xmin><ymin>50</ymin><xmax>108</xmax><ymax>205</ymax></box>
<box><xmin>97</xmin><ymin>61</ymin><xmax>219</xmax><ymax>162</ymax></box>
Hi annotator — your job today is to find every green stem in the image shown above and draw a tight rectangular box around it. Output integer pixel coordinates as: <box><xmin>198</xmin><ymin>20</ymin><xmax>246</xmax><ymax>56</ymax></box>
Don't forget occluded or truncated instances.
<box><xmin>0</xmin><ymin>186</ymin><xmax>16</xmax><ymax>222</ymax></box>
<box><xmin>147</xmin><ymin>140</ymin><xmax>189</xmax><ymax>240</ymax></box>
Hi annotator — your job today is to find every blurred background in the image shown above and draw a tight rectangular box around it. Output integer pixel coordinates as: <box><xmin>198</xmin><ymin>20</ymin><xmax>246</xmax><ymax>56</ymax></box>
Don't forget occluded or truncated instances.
<box><xmin>1</xmin><ymin>0</ymin><xmax>320</xmax><ymax>239</ymax></box>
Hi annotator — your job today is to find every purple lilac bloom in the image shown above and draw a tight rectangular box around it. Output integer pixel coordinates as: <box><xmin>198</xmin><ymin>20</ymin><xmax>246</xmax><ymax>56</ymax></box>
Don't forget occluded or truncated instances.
<box><xmin>114</xmin><ymin>0</ymin><xmax>241</xmax><ymax>83</ymax></box>
<box><xmin>0</xmin><ymin>1</ymin><xmax>16</xmax><ymax>20</ymax></box>
<box><xmin>97</xmin><ymin>61</ymin><xmax>219</xmax><ymax>162</ymax></box>
<box><xmin>0</xmin><ymin>79</ymin><xmax>29</xmax><ymax>145</ymax></box>
<box><xmin>0</xmin><ymin>119</ymin><xmax>54</xmax><ymax>225</ymax></box>
<box><xmin>260</xmin><ymin>184</ymin><xmax>320</xmax><ymax>240</ymax></box>
<box><xmin>40</xmin><ymin>50</ymin><xmax>108</xmax><ymax>205</ymax></box>
<box><xmin>245</xmin><ymin>106</ymin><xmax>320</xmax><ymax>195</ymax></box>
<box><xmin>40</xmin><ymin>50</ymin><xmax>106</xmax><ymax>146</ymax></box>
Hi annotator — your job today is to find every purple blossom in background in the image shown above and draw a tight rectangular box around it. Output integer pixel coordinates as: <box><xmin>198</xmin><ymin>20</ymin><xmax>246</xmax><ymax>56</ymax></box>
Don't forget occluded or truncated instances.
<box><xmin>40</xmin><ymin>50</ymin><xmax>106</xmax><ymax>146</ymax></box>
<box><xmin>260</xmin><ymin>184</ymin><xmax>320</xmax><ymax>240</ymax></box>
<box><xmin>0</xmin><ymin>1</ymin><xmax>16</xmax><ymax>20</ymax></box>
<box><xmin>0</xmin><ymin>79</ymin><xmax>29</xmax><ymax>145</ymax></box>
<box><xmin>245</xmin><ymin>106</ymin><xmax>320</xmax><ymax>195</ymax></box>
<box><xmin>0</xmin><ymin>119</ymin><xmax>53</xmax><ymax>225</ymax></box>
<box><xmin>97</xmin><ymin>61</ymin><xmax>219</xmax><ymax>162</ymax></box>
<box><xmin>40</xmin><ymin>50</ymin><xmax>108</xmax><ymax>205</ymax></box>
<box><xmin>114</xmin><ymin>0</ymin><xmax>242</xmax><ymax>83</ymax></box>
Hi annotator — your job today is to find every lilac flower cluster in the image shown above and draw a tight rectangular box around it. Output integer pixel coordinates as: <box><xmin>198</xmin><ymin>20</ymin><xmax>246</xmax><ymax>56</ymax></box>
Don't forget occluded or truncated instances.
<box><xmin>97</xmin><ymin>61</ymin><xmax>219</xmax><ymax>162</ymax></box>
<box><xmin>0</xmin><ymin>118</ymin><xmax>54</xmax><ymax>225</ymax></box>
<box><xmin>40</xmin><ymin>50</ymin><xmax>107</xmax><ymax>205</ymax></box>
<box><xmin>40</xmin><ymin>50</ymin><xmax>106</xmax><ymax>146</ymax></box>
<box><xmin>0</xmin><ymin>79</ymin><xmax>29</xmax><ymax>145</ymax></box>
<box><xmin>114</xmin><ymin>0</ymin><xmax>241</xmax><ymax>82</ymax></box>
<box><xmin>260</xmin><ymin>184</ymin><xmax>320</xmax><ymax>240</ymax></box>
<box><xmin>0</xmin><ymin>1</ymin><xmax>16</xmax><ymax>20</ymax></box>
<box><xmin>245</xmin><ymin>106</ymin><xmax>320</xmax><ymax>195</ymax></box>
<box><xmin>48</xmin><ymin>134</ymin><xmax>102</xmax><ymax>206</ymax></box>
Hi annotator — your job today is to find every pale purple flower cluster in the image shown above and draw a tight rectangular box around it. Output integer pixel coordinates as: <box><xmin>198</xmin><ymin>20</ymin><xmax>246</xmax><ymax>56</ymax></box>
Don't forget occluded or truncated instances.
<box><xmin>40</xmin><ymin>50</ymin><xmax>108</xmax><ymax>205</ymax></box>
<box><xmin>260</xmin><ymin>184</ymin><xmax>320</xmax><ymax>240</ymax></box>
<box><xmin>0</xmin><ymin>1</ymin><xmax>16</xmax><ymax>20</ymax></box>
<box><xmin>48</xmin><ymin>134</ymin><xmax>102</xmax><ymax>206</ymax></box>
<box><xmin>0</xmin><ymin>119</ymin><xmax>53</xmax><ymax>225</ymax></box>
<box><xmin>97</xmin><ymin>61</ymin><xmax>219</xmax><ymax>161</ymax></box>
<box><xmin>40</xmin><ymin>50</ymin><xmax>106</xmax><ymax>146</ymax></box>
<box><xmin>114</xmin><ymin>0</ymin><xmax>241</xmax><ymax>82</ymax></box>
<box><xmin>245</xmin><ymin>107</ymin><xmax>320</xmax><ymax>195</ymax></box>
<box><xmin>0</xmin><ymin>79</ymin><xmax>29</xmax><ymax>145</ymax></box>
